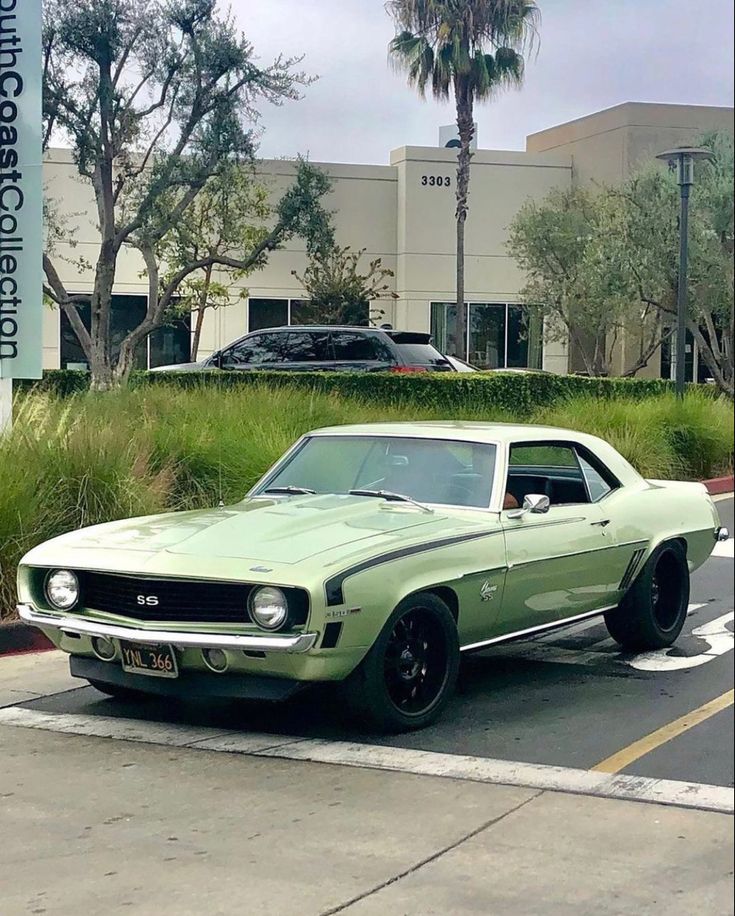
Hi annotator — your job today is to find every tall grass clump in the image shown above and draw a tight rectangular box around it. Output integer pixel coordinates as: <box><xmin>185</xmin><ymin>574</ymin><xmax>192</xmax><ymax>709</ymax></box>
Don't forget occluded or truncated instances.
<box><xmin>0</xmin><ymin>393</ymin><xmax>172</xmax><ymax>619</ymax></box>
<box><xmin>538</xmin><ymin>390</ymin><xmax>733</xmax><ymax>479</ymax></box>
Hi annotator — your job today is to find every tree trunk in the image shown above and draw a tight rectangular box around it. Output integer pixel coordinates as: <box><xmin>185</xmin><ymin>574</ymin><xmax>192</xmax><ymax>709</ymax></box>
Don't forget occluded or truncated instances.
<box><xmin>454</xmin><ymin>84</ymin><xmax>474</xmax><ymax>362</ymax></box>
<box><xmin>89</xmin><ymin>347</ymin><xmax>116</xmax><ymax>391</ymax></box>
<box><xmin>191</xmin><ymin>309</ymin><xmax>207</xmax><ymax>362</ymax></box>
<box><xmin>89</xmin><ymin>238</ymin><xmax>118</xmax><ymax>389</ymax></box>
<box><xmin>191</xmin><ymin>264</ymin><xmax>213</xmax><ymax>361</ymax></box>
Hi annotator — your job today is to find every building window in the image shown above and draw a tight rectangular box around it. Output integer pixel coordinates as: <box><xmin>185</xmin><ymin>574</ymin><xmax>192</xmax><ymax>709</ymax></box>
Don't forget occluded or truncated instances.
<box><xmin>246</xmin><ymin>297</ymin><xmax>367</xmax><ymax>330</ymax></box>
<box><xmin>248</xmin><ymin>298</ymin><xmax>289</xmax><ymax>331</ymax></box>
<box><xmin>149</xmin><ymin>317</ymin><xmax>192</xmax><ymax>368</ymax></box>
<box><xmin>660</xmin><ymin>328</ymin><xmax>717</xmax><ymax>384</ymax></box>
<box><xmin>60</xmin><ymin>295</ymin><xmax>190</xmax><ymax>370</ymax></box>
<box><xmin>430</xmin><ymin>302</ymin><xmax>541</xmax><ymax>369</ymax></box>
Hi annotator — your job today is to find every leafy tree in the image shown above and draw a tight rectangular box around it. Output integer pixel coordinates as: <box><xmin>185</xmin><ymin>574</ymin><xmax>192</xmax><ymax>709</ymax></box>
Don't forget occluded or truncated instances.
<box><xmin>41</xmin><ymin>0</ymin><xmax>331</xmax><ymax>388</ymax></box>
<box><xmin>508</xmin><ymin>186</ymin><xmax>672</xmax><ymax>377</ymax></box>
<box><xmin>388</xmin><ymin>0</ymin><xmax>538</xmax><ymax>359</ymax></box>
<box><xmin>291</xmin><ymin>246</ymin><xmax>398</xmax><ymax>326</ymax></box>
<box><xmin>508</xmin><ymin>132</ymin><xmax>734</xmax><ymax>392</ymax></box>
<box><xmin>154</xmin><ymin>160</ymin><xmax>333</xmax><ymax>361</ymax></box>
<box><xmin>609</xmin><ymin>133</ymin><xmax>733</xmax><ymax>394</ymax></box>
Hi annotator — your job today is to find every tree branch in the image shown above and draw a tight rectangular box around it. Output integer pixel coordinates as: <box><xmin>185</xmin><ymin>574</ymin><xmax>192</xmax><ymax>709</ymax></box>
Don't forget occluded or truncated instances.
<box><xmin>43</xmin><ymin>254</ymin><xmax>93</xmax><ymax>359</ymax></box>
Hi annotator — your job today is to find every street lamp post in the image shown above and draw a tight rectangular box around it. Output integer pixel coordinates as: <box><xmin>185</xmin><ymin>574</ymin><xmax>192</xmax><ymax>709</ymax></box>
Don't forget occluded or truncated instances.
<box><xmin>655</xmin><ymin>147</ymin><xmax>714</xmax><ymax>399</ymax></box>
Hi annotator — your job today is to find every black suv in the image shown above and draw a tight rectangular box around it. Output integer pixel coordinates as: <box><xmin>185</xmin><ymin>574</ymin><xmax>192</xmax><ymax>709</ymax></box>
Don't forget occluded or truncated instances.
<box><xmin>155</xmin><ymin>326</ymin><xmax>454</xmax><ymax>373</ymax></box>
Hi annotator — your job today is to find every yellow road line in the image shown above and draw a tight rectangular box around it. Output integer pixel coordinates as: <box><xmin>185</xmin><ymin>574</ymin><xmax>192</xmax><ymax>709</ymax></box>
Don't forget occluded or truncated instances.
<box><xmin>592</xmin><ymin>689</ymin><xmax>735</xmax><ymax>774</ymax></box>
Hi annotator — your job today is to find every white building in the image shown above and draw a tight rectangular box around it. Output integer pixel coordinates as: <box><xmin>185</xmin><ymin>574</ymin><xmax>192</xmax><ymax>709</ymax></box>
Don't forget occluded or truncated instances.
<box><xmin>42</xmin><ymin>101</ymin><xmax>733</xmax><ymax>378</ymax></box>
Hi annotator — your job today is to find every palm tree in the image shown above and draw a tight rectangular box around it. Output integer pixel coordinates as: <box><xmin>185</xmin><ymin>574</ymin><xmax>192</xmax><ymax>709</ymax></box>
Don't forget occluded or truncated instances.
<box><xmin>388</xmin><ymin>1</ymin><xmax>539</xmax><ymax>359</ymax></box>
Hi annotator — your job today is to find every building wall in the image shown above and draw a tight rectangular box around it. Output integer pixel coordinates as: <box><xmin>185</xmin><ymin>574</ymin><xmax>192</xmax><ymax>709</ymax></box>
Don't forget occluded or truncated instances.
<box><xmin>390</xmin><ymin>146</ymin><xmax>571</xmax><ymax>334</ymax></box>
<box><xmin>527</xmin><ymin>102</ymin><xmax>735</xmax><ymax>184</ymax></box>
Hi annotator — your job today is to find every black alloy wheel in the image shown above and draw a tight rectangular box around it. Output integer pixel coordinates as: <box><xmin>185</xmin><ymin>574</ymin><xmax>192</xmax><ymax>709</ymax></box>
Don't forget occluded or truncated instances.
<box><xmin>341</xmin><ymin>592</ymin><xmax>460</xmax><ymax>733</ymax></box>
<box><xmin>383</xmin><ymin>607</ymin><xmax>450</xmax><ymax>715</ymax></box>
<box><xmin>605</xmin><ymin>541</ymin><xmax>690</xmax><ymax>651</ymax></box>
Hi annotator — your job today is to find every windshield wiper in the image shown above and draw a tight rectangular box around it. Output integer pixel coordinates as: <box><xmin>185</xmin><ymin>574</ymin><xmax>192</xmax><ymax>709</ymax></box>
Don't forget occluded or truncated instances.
<box><xmin>348</xmin><ymin>489</ymin><xmax>434</xmax><ymax>514</ymax></box>
<box><xmin>264</xmin><ymin>486</ymin><xmax>316</xmax><ymax>496</ymax></box>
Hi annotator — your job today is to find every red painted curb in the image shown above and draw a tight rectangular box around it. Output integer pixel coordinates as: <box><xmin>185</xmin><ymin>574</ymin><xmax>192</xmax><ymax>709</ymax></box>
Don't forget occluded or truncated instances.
<box><xmin>704</xmin><ymin>476</ymin><xmax>735</xmax><ymax>496</ymax></box>
<box><xmin>0</xmin><ymin>621</ymin><xmax>54</xmax><ymax>657</ymax></box>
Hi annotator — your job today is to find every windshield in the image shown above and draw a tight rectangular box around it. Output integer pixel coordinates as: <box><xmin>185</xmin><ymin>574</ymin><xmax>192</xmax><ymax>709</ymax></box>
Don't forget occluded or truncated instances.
<box><xmin>256</xmin><ymin>436</ymin><xmax>497</xmax><ymax>508</ymax></box>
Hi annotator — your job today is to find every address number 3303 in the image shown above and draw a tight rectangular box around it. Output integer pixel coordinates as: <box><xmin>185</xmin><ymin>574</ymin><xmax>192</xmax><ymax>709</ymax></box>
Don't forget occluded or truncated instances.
<box><xmin>421</xmin><ymin>175</ymin><xmax>451</xmax><ymax>187</ymax></box>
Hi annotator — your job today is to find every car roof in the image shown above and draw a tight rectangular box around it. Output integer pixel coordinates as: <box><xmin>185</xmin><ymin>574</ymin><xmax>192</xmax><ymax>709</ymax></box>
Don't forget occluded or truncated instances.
<box><xmin>247</xmin><ymin>326</ymin><xmax>432</xmax><ymax>341</ymax></box>
<box><xmin>248</xmin><ymin>325</ymin><xmax>382</xmax><ymax>333</ymax></box>
<box><xmin>307</xmin><ymin>422</ymin><xmax>642</xmax><ymax>483</ymax></box>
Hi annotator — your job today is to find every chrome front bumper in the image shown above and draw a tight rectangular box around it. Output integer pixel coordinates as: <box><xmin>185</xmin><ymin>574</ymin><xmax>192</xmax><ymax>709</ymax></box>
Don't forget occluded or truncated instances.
<box><xmin>17</xmin><ymin>604</ymin><xmax>318</xmax><ymax>654</ymax></box>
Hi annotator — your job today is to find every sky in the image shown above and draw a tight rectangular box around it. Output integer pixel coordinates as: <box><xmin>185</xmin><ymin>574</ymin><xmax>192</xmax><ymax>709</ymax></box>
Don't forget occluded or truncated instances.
<box><xmin>233</xmin><ymin>0</ymin><xmax>735</xmax><ymax>165</ymax></box>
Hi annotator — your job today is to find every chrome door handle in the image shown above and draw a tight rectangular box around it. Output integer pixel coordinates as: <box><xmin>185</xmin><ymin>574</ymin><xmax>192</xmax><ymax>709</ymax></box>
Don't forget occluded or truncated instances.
<box><xmin>591</xmin><ymin>519</ymin><xmax>611</xmax><ymax>527</ymax></box>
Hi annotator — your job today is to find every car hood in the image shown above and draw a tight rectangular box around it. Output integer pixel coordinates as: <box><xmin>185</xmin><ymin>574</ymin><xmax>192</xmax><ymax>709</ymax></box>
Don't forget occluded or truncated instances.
<box><xmin>23</xmin><ymin>495</ymin><xmax>489</xmax><ymax>578</ymax></box>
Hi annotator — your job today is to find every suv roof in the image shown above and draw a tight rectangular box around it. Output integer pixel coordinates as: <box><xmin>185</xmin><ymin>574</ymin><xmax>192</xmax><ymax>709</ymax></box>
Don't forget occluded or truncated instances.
<box><xmin>250</xmin><ymin>325</ymin><xmax>431</xmax><ymax>344</ymax></box>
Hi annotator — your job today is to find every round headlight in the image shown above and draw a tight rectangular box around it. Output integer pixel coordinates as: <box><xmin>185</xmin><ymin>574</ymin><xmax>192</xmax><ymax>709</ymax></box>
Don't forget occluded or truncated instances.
<box><xmin>249</xmin><ymin>586</ymin><xmax>288</xmax><ymax>631</ymax></box>
<box><xmin>45</xmin><ymin>569</ymin><xmax>79</xmax><ymax>610</ymax></box>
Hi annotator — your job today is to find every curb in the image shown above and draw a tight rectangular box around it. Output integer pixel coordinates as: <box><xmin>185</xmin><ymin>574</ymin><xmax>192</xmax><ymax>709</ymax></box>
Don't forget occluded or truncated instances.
<box><xmin>0</xmin><ymin>620</ymin><xmax>54</xmax><ymax>657</ymax></box>
<box><xmin>704</xmin><ymin>476</ymin><xmax>734</xmax><ymax>496</ymax></box>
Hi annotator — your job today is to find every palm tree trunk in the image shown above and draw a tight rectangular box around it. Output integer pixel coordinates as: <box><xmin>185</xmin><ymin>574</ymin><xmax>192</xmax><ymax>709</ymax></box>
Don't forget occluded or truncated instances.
<box><xmin>454</xmin><ymin>84</ymin><xmax>474</xmax><ymax>361</ymax></box>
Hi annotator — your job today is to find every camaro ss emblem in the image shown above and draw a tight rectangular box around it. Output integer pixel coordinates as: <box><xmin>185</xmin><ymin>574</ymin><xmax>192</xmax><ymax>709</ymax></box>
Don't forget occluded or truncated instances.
<box><xmin>136</xmin><ymin>595</ymin><xmax>160</xmax><ymax>606</ymax></box>
<box><xmin>480</xmin><ymin>581</ymin><xmax>498</xmax><ymax>602</ymax></box>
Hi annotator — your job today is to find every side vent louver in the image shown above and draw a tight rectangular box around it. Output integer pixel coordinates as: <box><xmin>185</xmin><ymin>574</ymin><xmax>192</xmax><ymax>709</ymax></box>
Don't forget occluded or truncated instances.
<box><xmin>619</xmin><ymin>549</ymin><xmax>646</xmax><ymax>592</ymax></box>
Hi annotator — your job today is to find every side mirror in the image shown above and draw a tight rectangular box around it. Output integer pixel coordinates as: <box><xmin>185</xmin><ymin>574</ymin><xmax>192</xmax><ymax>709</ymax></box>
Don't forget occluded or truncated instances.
<box><xmin>507</xmin><ymin>493</ymin><xmax>551</xmax><ymax>519</ymax></box>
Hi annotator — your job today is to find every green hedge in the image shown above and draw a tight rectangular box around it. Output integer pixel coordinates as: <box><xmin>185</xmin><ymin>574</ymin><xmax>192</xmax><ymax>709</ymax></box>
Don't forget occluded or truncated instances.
<box><xmin>18</xmin><ymin>368</ymin><xmax>716</xmax><ymax>414</ymax></box>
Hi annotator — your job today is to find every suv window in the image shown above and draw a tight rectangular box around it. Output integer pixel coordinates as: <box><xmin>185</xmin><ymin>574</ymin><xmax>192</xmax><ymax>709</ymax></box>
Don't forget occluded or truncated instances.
<box><xmin>281</xmin><ymin>331</ymin><xmax>331</xmax><ymax>363</ymax></box>
<box><xmin>331</xmin><ymin>332</ymin><xmax>393</xmax><ymax>363</ymax></box>
<box><xmin>221</xmin><ymin>333</ymin><xmax>285</xmax><ymax>367</ymax></box>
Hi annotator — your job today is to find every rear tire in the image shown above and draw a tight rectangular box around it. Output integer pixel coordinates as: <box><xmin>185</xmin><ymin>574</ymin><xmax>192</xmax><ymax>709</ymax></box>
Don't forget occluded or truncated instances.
<box><xmin>341</xmin><ymin>592</ymin><xmax>459</xmax><ymax>733</ymax></box>
<box><xmin>87</xmin><ymin>679</ymin><xmax>149</xmax><ymax>701</ymax></box>
<box><xmin>605</xmin><ymin>541</ymin><xmax>689</xmax><ymax>651</ymax></box>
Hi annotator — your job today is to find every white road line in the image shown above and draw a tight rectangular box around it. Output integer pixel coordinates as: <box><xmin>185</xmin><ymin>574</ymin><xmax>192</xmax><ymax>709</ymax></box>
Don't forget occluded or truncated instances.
<box><xmin>0</xmin><ymin>705</ymin><xmax>731</xmax><ymax>815</ymax></box>
<box><xmin>630</xmin><ymin>611</ymin><xmax>735</xmax><ymax>672</ymax></box>
<box><xmin>712</xmin><ymin>539</ymin><xmax>734</xmax><ymax>559</ymax></box>
<box><xmin>489</xmin><ymin>604</ymin><xmax>711</xmax><ymax>669</ymax></box>
<box><xmin>533</xmin><ymin>616</ymin><xmax>606</xmax><ymax>643</ymax></box>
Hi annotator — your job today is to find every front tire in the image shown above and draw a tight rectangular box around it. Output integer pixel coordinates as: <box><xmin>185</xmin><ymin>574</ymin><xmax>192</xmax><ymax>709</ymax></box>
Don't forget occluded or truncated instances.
<box><xmin>605</xmin><ymin>541</ymin><xmax>690</xmax><ymax>651</ymax></box>
<box><xmin>342</xmin><ymin>592</ymin><xmax>459</xmax><ymax>733</ymax></box>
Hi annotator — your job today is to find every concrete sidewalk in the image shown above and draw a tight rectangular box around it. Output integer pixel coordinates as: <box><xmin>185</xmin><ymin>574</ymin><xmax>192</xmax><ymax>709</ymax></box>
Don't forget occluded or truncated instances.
<box><xmin>1</xmin><ymin>721</ymin><xmax>732</xmax><ymax>916</ymax></box>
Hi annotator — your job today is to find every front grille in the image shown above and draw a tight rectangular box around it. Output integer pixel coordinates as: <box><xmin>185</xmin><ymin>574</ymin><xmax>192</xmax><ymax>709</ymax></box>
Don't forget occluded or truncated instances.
<box><xmin>77</xmin><ymin>572</ymin><xmax>308</xmax><ymax>627</ymax></box>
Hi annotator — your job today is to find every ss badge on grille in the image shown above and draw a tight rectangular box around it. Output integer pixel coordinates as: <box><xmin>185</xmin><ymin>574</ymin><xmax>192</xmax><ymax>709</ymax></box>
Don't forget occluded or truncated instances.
<box><xmin>136</xmin><ymin>595</ymin><xmax>160</xmax><ymax>606</ymax></box>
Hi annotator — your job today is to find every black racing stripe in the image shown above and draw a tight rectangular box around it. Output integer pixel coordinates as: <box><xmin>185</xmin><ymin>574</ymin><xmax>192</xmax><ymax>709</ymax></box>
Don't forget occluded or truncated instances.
<box><xmin>324</xmin><ymin>529</ymin><xmax>500</xmax><ymax>606</ymax></box>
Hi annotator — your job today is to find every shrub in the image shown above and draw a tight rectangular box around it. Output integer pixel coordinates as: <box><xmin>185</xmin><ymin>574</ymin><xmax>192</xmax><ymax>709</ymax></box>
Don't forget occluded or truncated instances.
<box><xmin>21</xmin><ymin>367</ymin><xmax>710</xmax><ymax>414</ymax></box>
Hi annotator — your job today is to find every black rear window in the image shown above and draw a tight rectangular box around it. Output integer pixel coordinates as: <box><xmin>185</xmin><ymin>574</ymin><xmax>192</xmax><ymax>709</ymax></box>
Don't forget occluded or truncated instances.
<box><xmin>331</xmin><ymin>332</ymin><xmax>393</xmax><ymax>362</ymax></box>
<box><xmin>396</xmin><ymin>342</ymin><xmax>452</xmax><ymax>370</ymax></box>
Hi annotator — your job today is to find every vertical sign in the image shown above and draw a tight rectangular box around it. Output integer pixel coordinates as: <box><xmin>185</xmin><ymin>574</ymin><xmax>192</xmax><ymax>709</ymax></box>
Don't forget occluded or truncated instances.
<box><xmin>0</xmin><ymin>0</ymin><xmax>42</xmax><ymax>380</ymax></box>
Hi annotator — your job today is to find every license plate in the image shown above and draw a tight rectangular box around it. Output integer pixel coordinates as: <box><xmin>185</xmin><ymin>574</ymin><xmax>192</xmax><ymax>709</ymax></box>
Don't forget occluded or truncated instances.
<box><xmin>119</xmin><ymin>641</ymin><xmax>178</xmax><ymax>678</ymax></box>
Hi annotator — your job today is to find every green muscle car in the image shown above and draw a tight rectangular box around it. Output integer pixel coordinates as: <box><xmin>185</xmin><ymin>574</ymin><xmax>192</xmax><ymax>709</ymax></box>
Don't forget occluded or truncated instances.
<box><xmin>18</xmin><ymin>422</ymin><xmax>728</xmax><ymax>732</ymax></box>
